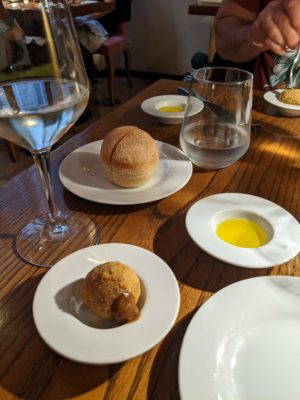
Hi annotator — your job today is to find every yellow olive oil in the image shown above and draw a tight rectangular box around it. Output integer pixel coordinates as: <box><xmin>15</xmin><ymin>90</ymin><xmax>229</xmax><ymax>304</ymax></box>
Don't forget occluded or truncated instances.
<box><xmin>158</xmin><ymin>105</ymin><xmax>184</xmax><ymax>113</ymax></box>
<box><xmin>216</xmin><ymin>218</ymin><xmax>268</xmax><ymax>248</ymax></box>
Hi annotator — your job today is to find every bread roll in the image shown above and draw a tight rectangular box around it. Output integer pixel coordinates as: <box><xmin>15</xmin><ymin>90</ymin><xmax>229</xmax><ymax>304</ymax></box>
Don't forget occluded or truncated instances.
<box><xmin>279</xmin><ymin>88</ymin><xmax>300</xmax><ymax>105</ymax></box>
<box><xmin>100</xmin><ymin>126</ymin><xmax>159</xmax><ymax>187</ymax></box>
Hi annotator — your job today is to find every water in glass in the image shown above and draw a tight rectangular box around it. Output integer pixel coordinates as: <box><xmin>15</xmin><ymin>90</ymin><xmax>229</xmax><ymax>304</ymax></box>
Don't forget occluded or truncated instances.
<box><xmin>180</xmin><ymin>121</ymin><xmax>250</xmax><ymax>169</ymax></box>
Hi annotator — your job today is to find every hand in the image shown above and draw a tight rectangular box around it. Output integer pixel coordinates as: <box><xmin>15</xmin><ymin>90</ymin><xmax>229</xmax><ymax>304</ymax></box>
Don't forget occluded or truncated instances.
<box><xmin>249</xmin><ymin>0</ymin><xmax>300</xmax><ymax>55</ymax></box>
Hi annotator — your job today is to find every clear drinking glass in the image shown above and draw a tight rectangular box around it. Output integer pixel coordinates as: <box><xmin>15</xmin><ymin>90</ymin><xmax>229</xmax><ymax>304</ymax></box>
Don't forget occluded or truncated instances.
<box><xmin>0</xmin><ymin>0</ymin><xmax>99</xmax><ymax>267</ymax></box>
<box><xmin>180</xmin><ymin>67</ymin><xmax>253</xmax><ymax>169</ymax></box>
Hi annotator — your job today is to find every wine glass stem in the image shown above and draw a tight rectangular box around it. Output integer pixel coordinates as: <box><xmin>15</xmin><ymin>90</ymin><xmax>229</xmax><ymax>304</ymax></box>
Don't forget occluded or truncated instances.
<box><xmin>32</xmin><ymin>149</ymin><xmax>58</xmax><ymax>225</ymax></box>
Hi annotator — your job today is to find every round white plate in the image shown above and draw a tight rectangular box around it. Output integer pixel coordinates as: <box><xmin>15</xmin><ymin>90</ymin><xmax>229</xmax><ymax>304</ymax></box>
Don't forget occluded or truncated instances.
<box><xmin>33</xmin><ymin>243</ymin><xmax>180</xmax><ymax>364</ymax></box>
<box><xmin>59</xmin><ymin>140</ymin><xmax>192</xmax><ymax>205</ymax></box>
<box><xmin>263</xmin><ymin>89</ymin><xmax>300</xmax><ymax>116</ymax></box>
<box><xmin>179</xmin><ymin>275</ymin><xmax>300</xmax><ymax>400</ymax></box>
<box><xmin>186</xmin><ymin>193</ymin><xmax>300</xmax><ymax>268</ymax></box>
<box><xmin>141</xmin><ymin>94</ymin><xmax>203</xmax><ymax>124</ymax></box>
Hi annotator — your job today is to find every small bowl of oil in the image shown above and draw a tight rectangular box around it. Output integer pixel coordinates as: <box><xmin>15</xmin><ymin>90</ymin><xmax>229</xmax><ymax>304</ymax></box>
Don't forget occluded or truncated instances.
<box><xmin>186</xmin><ymin>193</ymin><xmax>300</xmax><ymax>268</ymax></box>
<box><xmin>141</xmin><ymin>95</ymin><xmax>204</xmax><ymax>124</ymax></box>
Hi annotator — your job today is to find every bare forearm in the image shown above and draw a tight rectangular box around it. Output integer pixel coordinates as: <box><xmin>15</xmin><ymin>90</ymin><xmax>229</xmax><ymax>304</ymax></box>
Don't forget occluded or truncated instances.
<box><xmin>216</xmin><ymin>0</ymin><xmax>300</xmax><ymax>61</ymax></box>
<box><xmin>215</xmin><ymin>17</ymin><xmax>263</xmax><ymax>62</ymax></box>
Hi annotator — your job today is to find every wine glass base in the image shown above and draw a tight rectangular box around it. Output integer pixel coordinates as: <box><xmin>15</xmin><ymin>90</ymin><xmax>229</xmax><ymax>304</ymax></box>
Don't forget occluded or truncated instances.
<box><xmin>16</xmin><ymin>211</ymin><xmax>99</xmax><ymax>268</ymax></box>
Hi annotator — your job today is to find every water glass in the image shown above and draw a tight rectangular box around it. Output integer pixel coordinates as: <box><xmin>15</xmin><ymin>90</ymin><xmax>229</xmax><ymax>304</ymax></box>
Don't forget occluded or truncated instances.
<box><xmin>180</xmin><ymin>67</ymin><xmax>253</xmax><ymax>169</ymax></box>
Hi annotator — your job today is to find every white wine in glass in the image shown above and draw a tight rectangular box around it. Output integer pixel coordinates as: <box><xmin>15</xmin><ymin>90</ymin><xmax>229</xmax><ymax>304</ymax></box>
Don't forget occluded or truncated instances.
<box><xmin>0</xmin><ymin>0</ymin><xmax>99</xmax><ymax>267</ymax></box>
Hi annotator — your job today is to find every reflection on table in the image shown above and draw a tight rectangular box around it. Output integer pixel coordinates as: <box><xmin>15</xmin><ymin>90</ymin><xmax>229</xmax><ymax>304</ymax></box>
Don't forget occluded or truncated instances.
<box><xmin>3</xmin><ymin>0</ymin><xmax>115</xmax><ymax>18</ymax></box>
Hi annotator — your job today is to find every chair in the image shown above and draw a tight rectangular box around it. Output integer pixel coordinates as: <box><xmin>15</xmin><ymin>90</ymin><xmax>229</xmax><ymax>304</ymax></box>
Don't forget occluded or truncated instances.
<box><xmin>95</xmin><ymin>22</ymin><xmax>133</xmax><ymax>106</ymax></box>
<box><xmin>6</xmin><ymin>140</ymin><xmax>19</xmax><ymax>162</ymax></box>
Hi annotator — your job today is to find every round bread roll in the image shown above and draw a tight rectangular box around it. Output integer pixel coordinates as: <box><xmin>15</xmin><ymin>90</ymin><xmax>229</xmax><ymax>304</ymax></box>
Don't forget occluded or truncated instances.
<box><xmin>81</xmin><ymin>261</ymin><xmax>141</xmax><ymax>320</ymax></box>
<box><xmin>100</xmin><ymin>125</ymin><xmax>159</xmax><ymax>187</ymax></box>
<box><xmin>279</xmin><ymin>88</ymin><xmax>300</xmax><ymax>105</ymax></box>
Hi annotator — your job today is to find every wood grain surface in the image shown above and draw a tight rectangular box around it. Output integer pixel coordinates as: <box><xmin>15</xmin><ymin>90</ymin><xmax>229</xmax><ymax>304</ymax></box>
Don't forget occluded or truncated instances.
<box><xmin>0</xmin><ymin>79</ymin><xmax>299</xmax><ymax>399</ymax></box>
<box><xmin>70</xmin><ymin>0</ymin><xmax>115</xmax><ymax>18</ymax></box>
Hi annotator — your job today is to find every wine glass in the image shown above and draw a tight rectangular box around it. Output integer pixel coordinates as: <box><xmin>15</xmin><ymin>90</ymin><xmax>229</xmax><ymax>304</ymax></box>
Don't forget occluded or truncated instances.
<box><xmin>0</xmin><ymin>0</ymin><xmax>99</xmax><ymax>267</ymax></box>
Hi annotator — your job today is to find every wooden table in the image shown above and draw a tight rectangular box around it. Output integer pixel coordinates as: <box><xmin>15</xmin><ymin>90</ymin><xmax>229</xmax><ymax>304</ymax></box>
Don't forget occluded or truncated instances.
<box><xmin>4</xmin><ymin>0</ymin><xmax>115</xmax><ymax>18</ymax></box>
<box><xmin>189</xmin><ymin>1</ymin><xmax>220</xmax><ymax>16</ymax></box>
<box><xmin>0</xmin><ymin>79</ymin><xmax>299</xmax><ymax>399</ymax></box>
<box><xmin>70</xmin><ymin>0</ymin><xmax>115</xmax><ymax>18</ymax></box>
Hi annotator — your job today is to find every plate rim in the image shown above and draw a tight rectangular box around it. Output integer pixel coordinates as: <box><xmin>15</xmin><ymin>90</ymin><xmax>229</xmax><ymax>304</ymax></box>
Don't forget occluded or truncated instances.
<box><xmin>32</xmin><ymin>243</ymin><xmax>180</xmax><ymax>365</ymax></box>
<box><xmin>185</xmin><ymin>192</ymin><xmax>300</xmax><ymax>268</ymax></box>
<box><xmin>59</xmin><ymin>139</ymin><xmax>193</xmax><ymax>205</ymax></box>
<box><xmin>179</xmin><ymin>275</ymin><xmax>300</xmax><ymax>400</ymax></box>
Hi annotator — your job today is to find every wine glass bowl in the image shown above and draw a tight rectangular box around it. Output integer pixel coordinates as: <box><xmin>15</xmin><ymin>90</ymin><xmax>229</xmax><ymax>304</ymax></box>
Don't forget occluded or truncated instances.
<box><xmin>0</xmin><ymin>0</ymin><xmax>99</xmax><ymax>267</ymax></box>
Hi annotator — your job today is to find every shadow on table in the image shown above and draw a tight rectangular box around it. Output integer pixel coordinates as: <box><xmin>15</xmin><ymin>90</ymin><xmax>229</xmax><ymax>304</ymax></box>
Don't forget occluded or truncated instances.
<box><xmin>0</xmin><ymin>273</ymin><xmax>122</xmax><ymax>400</ymax></box>
<box><xmin>147</xmin><ymin>311</ymin><xmax>195</xmax><ymax>400</ymax></box>
<box><xmin>148</xmin><ymin>211</ymin><xmax>273</xmax><ymax>399</ymax></box>
<box><xmin>60</xmin><ymin>184</ymin><xmax>154</xmax><ymax>217</ymax></box>
<box><xmin>153</xmin><ymin>210</ymin><xmax>271</xmax><ymax>293</ymax></box>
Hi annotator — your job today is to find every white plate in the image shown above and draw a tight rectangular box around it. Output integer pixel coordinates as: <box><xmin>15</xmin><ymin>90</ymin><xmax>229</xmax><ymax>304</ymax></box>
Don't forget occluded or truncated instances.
<box><xmin>141</xmin><ymin>94</ymin><xmax>203</xmax><ymax>124</ymax></box>
<box><xmin>33</xmin><ymin>243</ymin><xmax>180</xmax><ymax>364</ymax></box>
<box><xmin>186</xmin><ymin>193</ymin><xmax>300</xmax><ymax>268</ymax></box>
<box><xmin>59</xmin><ymin>140</ymin><xmax>192</xmax><ymax>205</ymax></box>
<box><xmin>263</xmin><ymin>89</ymin><xmax>300</xmax><ymax>116</ymax></box>
<box><xmin>179</xmin><ymin>275</ymin><xmax>300</xmax><ymax>400</ymax></box>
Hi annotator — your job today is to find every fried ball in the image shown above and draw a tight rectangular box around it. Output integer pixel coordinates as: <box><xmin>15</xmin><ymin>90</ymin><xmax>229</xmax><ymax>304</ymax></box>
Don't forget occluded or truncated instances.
<box><xmin>81</xmin><ymin>261</ymin><xmax>141</xmax><ymax>321</ymax></box>
<box><xmin>278</xmin><ymin>88</ymin><xmax>300</xmax><ymax>105</ymax></box>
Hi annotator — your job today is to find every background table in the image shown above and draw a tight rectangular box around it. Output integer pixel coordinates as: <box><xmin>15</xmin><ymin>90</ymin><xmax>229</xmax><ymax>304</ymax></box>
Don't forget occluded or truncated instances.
<box><xmin>4</xmin><ymin>1</ymin><xmax>115</xmax><ymax>19</ymax></box>
<box><xmin>189</xmin><ymin>1</ymin><xmax>220</xmax><ymax>16</ymax></box>
<box><xmin>0</xmin><ymin>79</ymin><xmax>299</xmax><ymax>399</ymax></box>
<box><xmin>70</xmin><ymin>0</ymin><xmax>115</xmax><ymax>18</ymax></box>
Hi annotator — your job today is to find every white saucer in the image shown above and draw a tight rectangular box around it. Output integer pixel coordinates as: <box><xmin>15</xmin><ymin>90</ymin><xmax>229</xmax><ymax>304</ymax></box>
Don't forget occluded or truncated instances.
<box><xmin>141</xmin><ymin>95</ymin><xmax>203</xmax><ymax>124</ymax></box>
<box><xmin>263</xmin><ymin>89</ymin><xmax>300</xmax><ymax>116</ymax></box>
<box><xmin>59</xmin><ymin>140</ymin><xmax>192</xmax><ymax>205</ymax></box>
<box><xmin>185</xmin><ymin>193</ymin><xmax>300</xmax><ymax>268</ymax></box>
<box><xmin>179</xmin><ymin>275</ymin><xmax>300</xmax><ymax>400</ymax></box>
<box><xmin>33</xmin><ymin>243</ymin><xmax>180</xmax><ymax>364</ymax></box>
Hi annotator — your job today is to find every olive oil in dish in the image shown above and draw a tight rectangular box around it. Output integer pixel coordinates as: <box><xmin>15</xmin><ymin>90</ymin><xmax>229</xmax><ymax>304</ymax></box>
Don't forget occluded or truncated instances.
<box><xmin>216</xmin><ymin>218</ymin><xmax>268</xmax><ymax>248</ymax></box>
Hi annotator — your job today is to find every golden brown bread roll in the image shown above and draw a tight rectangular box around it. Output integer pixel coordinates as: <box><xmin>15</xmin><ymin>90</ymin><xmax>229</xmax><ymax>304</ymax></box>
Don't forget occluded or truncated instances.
<box><xmin>278</xmin><ymin>88</ymin><xmax>300</xmax><ymax>105</ymax></box>
<box><xmin>100</xmin><ymin>126</ymin><xmax>159</xmax><ymax>187</ymax></box>
<box><xmin>81</xmin><ymin>261</ymin><xmax>141</xmax><ymax>321</ymax></box>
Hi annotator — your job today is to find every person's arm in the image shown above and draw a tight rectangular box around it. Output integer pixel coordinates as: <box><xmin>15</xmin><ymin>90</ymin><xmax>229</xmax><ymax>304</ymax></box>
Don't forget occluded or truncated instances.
<box><xmin>215</xmin><ymin>0</ymin><xmax>300</xmax><ymax>62</ymax></box>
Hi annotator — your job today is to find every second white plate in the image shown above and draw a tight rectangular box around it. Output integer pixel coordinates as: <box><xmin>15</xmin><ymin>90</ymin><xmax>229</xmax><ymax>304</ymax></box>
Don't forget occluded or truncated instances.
<box><xmin>179</xmin><ymin>275</ymin><xmax>300</xmax><ymax>400</ymax></box>
<box><xmin>59</xmin><ymin>140</ymin><xmax>192</xmax><ymax>205</ymax></box>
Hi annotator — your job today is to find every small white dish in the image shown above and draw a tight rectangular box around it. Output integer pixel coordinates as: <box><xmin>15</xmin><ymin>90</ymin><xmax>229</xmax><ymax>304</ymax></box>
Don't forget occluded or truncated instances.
<box><xmin>263</xmin><ymin>89</ymin><xmax>300</xmax><ymax>116</ymax></box>
<box><xmin>59</xmin><ymin>140</ymin><xmax>192</xmax><ymax>205</ymax></box>
<box><xmin>179</xmin><ymin>275</ymin><xmax>300</xmax><ymax>400</ymax></box>
<box><xmin>33</xmin><ymin>243</ymin><xmax>180</xmax><ymax>364</ymax></box>
<box><xmin>186</xmin><ymin>193</ymin><xmax>300</xmax><ymax>268</ymax></box>
<box><xmin>141</xmin><ymin>94</ymin><xmax>203</xmax><ymax>124</ymax></box>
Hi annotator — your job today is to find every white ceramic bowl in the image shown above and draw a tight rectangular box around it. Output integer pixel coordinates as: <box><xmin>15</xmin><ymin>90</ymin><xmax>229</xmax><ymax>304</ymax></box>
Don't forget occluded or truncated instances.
<box><xmin>263</xmin><ymin>89</ymin><xmax>300</xmax><ymax>116</ymax></box>
<box><xmin>141</xmin><ymin>94</ymin><xmax>204</xmax><ymax>124</ymax></box>
<box><xmin>186</xmin><ymin>193</ymin><xmax>300</xmax><ymax>268</ymax></box>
